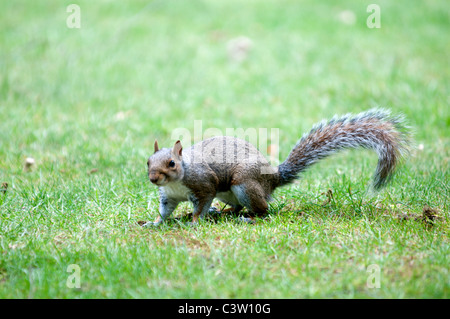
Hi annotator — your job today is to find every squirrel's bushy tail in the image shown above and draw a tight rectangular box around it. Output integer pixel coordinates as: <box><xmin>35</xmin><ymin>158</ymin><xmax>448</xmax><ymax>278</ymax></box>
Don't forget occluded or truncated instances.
<box><xmin>277</xmin><ymin>108</ymin><xmax>411</xmax><ymax>190</ymax></box>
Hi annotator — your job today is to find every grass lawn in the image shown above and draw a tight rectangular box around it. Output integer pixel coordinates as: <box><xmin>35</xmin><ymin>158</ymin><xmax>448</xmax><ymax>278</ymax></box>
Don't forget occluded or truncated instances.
<box><xmin>0</xmin><ymin>0</ymin><xmax>448</xmax><ymax>298</ymax></box>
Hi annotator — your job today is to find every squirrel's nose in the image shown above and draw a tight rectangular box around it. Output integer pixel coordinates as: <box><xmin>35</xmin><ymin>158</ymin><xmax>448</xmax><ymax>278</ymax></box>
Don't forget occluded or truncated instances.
<box><xmin>150</xmin><ymin>176</ymin><xmax>159</xmax><ymax>184</ymax></box>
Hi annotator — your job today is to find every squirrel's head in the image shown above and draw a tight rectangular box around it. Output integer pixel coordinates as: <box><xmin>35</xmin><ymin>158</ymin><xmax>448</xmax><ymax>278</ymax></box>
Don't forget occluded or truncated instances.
<box><xmin>147</xmin><ymin>140</ymin><xmax>184</xmax><ymax>186</ymax></box>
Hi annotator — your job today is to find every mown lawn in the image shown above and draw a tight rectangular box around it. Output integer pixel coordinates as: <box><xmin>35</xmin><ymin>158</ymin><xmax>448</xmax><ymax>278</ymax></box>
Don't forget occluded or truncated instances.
<box><xmin>0</xmin><ymin>0</ymin><xmax>448</xmax><ymax>298</ymax></box>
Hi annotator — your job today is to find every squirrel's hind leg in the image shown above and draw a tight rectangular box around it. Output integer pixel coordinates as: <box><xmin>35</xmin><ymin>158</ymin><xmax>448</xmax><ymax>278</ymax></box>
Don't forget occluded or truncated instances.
<box><xmin>231</xmin><ymin>184</ymin><xmax>269</xmax><ymax>223</ymax></box>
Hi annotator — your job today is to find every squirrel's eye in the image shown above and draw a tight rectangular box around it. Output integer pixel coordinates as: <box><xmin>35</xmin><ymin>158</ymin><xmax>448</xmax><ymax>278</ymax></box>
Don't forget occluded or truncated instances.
<box><xmin>147</xmin><ymin>159</ymin><xmax>150</xmax><ymax>167</ymax></box>
<box><xmin>168</xmin><ymin>160</ymin><xmax>175</xmax><ymax>168</ymax></box>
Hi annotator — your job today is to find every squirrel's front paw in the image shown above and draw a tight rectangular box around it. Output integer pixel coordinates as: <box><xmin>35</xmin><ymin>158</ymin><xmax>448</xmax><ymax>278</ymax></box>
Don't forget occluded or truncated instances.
<box><xmin>142</xmin><ymin>221</ymin><xmax>160</xmax><ymax>227</ymax></box>
<box><xmin>142</xmin><ymin>216</ymin><xmax>164</xmax><ymax>227</ymax></box>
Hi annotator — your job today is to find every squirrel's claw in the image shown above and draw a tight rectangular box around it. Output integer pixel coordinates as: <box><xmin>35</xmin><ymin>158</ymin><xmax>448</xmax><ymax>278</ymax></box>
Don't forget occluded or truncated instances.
<box><xmin>142</xmin><ymin>221</ymin><xmax>155</xmax><ymax>227</ymax></box>
<box><xmin>143</xmin><ymin>220</ymin><xmax>161</xmax><ymax>227</ymax></box>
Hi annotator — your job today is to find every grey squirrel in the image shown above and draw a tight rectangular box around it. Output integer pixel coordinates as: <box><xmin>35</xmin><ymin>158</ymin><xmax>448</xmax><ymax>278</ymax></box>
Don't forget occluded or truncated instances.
<box><xmin>144</xmin><ymin>108</ymin><xmax>410</xmax><ymax>226</ymax></box>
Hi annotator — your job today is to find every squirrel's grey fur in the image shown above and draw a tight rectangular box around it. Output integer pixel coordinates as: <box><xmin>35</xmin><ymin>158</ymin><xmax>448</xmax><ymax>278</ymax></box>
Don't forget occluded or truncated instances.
<box><xmin>145</xmin><ymin>108</ymin><xmax>410</xmax><ymax>226</ymax></box>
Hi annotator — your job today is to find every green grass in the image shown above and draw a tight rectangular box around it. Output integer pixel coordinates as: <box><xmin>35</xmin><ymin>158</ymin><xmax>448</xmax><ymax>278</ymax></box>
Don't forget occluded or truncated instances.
<box><xmin>0</xmin><ymin>0</ymin><xmax>448</xmax><ymax>298</ymax></box>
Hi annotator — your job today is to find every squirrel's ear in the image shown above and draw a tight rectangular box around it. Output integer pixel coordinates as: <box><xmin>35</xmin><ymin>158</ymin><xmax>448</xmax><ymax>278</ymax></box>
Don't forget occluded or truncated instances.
<box><xmin>154</xmin><ymin>139</ymin><xmax>159</xmax><ymax>153</ymax></box>
<box><xmin>172</xmin><ymin>140</ymin><xmax>183</xmax><ymax>158</ymax></box>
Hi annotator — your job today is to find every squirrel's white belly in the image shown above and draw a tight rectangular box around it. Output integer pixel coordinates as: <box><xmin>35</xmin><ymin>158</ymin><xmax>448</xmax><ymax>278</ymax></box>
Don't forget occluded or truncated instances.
<box><xmin>161</xmin><ymin>182</ymin><xmax>191</xmax><ymax>201</ymax></box>
<box><xmin>216</xmin><ymin>191</ymin><xmax>239</xmax><ymax>206</ymax></box>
